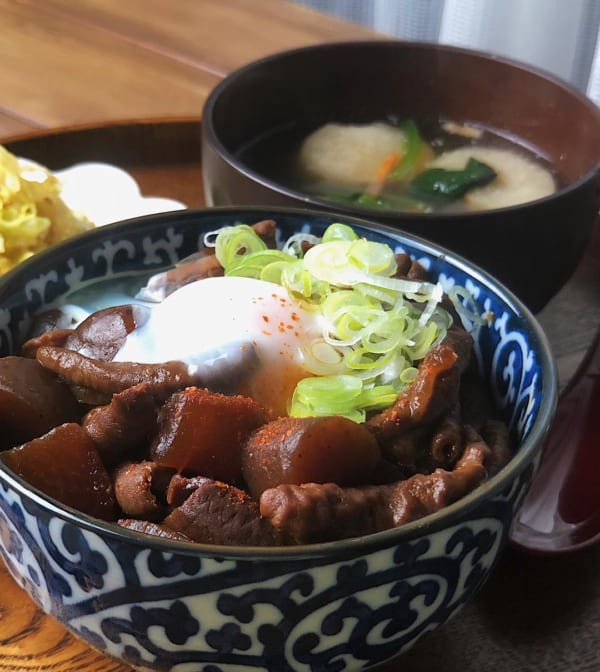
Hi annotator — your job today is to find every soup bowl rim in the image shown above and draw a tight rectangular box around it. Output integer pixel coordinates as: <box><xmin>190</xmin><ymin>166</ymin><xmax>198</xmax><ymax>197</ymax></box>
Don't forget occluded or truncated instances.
<box><xmin>202</xmin><ymin>38</ymin><xmax>600</xmax><ymax>220</ymax></box>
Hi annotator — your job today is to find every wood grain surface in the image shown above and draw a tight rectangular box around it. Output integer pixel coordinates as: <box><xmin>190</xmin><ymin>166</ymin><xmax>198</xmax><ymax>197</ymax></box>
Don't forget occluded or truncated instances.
<box><xmin>0</xmin><ymin>0</ymin><xmax>381</xmax><ymax>139</ymax></box>
<box><xmin>0</xmin><ymin>0</ymin><xmax>598</xmax><ymax>669</ymax></box>
<box><xmin>0</xmin><ymin>112</ymin><xmax>39</xmax><ymax>138</ymax></box>
<box><xmin>0</xmin><ymin>118</ymin><xmax>598</xmax><ymax>672</ymax></box>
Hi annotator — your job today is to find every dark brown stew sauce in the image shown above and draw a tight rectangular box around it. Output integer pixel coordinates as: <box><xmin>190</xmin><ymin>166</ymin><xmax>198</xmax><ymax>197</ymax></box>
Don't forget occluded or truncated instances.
<box><xmin>0</xmin><ymin>220</ymin><xmax>512</xmax><ymax>546</ymax></box>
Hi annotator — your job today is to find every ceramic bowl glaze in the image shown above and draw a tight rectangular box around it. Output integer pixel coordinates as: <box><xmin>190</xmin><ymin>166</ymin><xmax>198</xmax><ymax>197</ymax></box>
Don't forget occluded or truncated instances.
<box><xmin>0</xmin><ymin>207</ymin><xmax>557</xmax><ymax>672</ymax></box>
<box><xmin>202</xmin><ymin>40</ymin><xmax>600</xmax><ymax>313</ymax></box>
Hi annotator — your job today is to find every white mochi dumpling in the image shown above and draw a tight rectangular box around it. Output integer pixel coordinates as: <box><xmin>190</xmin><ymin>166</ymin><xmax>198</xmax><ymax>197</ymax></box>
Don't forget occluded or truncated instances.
<box><xmin>429</xmin><ymin>146</ymin><xmax>556</xmax><ymax>210</ymax></box>
<box><xmin>298</xmin><ymin>122</ymin><xmax>405</xmax><ymax>186</ymax></box>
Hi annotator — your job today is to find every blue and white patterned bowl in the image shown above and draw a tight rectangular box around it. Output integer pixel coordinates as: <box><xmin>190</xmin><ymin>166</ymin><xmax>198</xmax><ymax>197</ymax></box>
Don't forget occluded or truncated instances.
<box><xmin>0</xmin><ymin>207</ymin><xmax>557</xmax><ymax>672</ymax></box>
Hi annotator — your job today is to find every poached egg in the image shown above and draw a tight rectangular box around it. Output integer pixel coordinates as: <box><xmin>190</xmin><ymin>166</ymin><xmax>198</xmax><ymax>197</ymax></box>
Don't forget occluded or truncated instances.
<box><xmin>114</xmin><ymin>276</ymin><xmax>323</xmax><ymax>417</ymax></box>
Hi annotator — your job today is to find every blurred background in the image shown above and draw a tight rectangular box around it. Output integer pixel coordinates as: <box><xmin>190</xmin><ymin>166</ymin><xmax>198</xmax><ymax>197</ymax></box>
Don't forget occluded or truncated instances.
<box><xmin>292</xmin><ymin>0</ymin><xmax>600</xmax><ymax>104</ymax></box>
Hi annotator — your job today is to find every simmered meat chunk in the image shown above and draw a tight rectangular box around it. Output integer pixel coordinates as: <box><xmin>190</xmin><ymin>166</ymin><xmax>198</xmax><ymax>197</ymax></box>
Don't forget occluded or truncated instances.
<box><xmin>113</xmin><ymin>460</ymin><xmax>175</xmax><ymax>520</ymax></box>
<box><xmin>83</xmin><ymin>382</ymin><xmax>161</xmax><ymax>464</ymax></box>
<box><xmin>260</xmin><ymin>481</ymin><xmax>390</xmax><ymax>544</ymax></box>
<box><xmin>139</xmin><ymin>219</ymin><xmax>277</xmax><ymax>301</ymax></box>
<box><xmin>63</xmin><ymin>304</ymin><xmax>150</xmax><ymax>361</ymax></box>
<box><xmin>20</xmin><ymin>328</ymin><xmax>73</xmax><ymax>358</ymax></box>
<box><xmin>162</xmin><ymin>476</ymin><xmax>280</xmax><ymax>546</ymax></box>
<box><xmin>36</xmin><ymin>346</ymin><xmax>198</xmax><ymax>402</ymax></box>
<box><xmin>140</xmin><ymin>253</ymin><xmax>224</xmax><ymax>302</ymax></box>
<box><xmin>367</xmin><ymin>327</ymin><xmax>473</xmax><ymax>447</ymax></box>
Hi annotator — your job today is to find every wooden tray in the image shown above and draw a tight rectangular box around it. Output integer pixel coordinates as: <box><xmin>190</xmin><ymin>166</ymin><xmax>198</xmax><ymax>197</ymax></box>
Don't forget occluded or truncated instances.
<box><xmin>1</xmin><ymin>119</ymin><xmax>599</xmax><ymax>672</ymax></box>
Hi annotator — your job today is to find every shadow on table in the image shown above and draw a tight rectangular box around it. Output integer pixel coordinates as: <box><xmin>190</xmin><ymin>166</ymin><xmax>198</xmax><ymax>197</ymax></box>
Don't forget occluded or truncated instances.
<box><xmin>394</xmin><ymin>543</ymin><xmax>600</xmax><ymax>671</ymax></box>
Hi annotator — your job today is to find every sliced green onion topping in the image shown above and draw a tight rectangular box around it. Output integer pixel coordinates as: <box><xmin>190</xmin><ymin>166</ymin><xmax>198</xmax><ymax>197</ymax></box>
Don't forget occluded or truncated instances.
<box><xmin>303</xmin><ymin>239</ymin><xmax>397</xmax><ymax>285</ymax></box>
<box><xmin>209</xmin><ymin>222</ymin><xmax>481</xmax><ymax>421</ymax></box>
<box><xmin>321</xmin><ymin>222</ymin><xmax>359</xmax><ymax>242</ymax></box>
<box><xmin>289</xmin><ymin>375</ymin><xmax>402</xmax><ymax>422</ymax></box>
<box><xmin>448</xmin><ymin>284</ymin><xmax>489</xmax><ymax>327</ymax></box>
<box><xmin>214</xmin><ymin>225</ymin><xmax>267</xmax><ymax>269</ymax></box>
<box><xmin>226</xmin><ymin>249</ymin><xmax>296</xmax><ymax>279</ymax></box>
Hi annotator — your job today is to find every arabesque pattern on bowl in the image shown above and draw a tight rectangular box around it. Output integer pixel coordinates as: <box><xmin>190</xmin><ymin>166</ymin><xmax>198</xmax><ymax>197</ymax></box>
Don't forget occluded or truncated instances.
<box><xmin>0</xmin><ymin>470</ymin><xmax>529</xmax><ymax>672</ymax></box>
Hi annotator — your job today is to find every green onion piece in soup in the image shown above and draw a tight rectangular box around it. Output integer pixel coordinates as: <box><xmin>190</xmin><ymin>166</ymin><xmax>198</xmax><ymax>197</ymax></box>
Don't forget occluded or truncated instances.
<box><xmin>409</xmin><ymin>158</ymin><xmax>497</xmax><ymax>201</ymax></box>
<box><xmin>354</xmin><ymin>192</ymin><xmax>430</xmax><ymax>213</ymax></box>
<box><xmin>322</xmin><ymin>191</ymin><xmax>429</xmax><ymax>213</ymax></box>
<box><xmin>390</xmin><ymin>119</ymin><xmax>422</xmax><ymax>180</ymax></box>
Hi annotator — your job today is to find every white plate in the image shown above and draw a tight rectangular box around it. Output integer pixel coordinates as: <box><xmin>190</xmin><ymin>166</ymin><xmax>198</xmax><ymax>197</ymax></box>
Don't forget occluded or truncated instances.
<box><xmin>20</xmin><ymin>160</ymin><xmax>186</xmax><ymax>227</ymax></box>
<box><xmin>55</xmin><ymin>162</ymin><xmax>186</xmax><ymax>226</ymax></box>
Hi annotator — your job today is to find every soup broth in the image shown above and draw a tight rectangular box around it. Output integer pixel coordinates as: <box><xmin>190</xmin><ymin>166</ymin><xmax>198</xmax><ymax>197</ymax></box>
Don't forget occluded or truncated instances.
<box><xmin>238</xmin><ymin>118</ymin><xmax>558</xmax><ymax>214</ymax></box>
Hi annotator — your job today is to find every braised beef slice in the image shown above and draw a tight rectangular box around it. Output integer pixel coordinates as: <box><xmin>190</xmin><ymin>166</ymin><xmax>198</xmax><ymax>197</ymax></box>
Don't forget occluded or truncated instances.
<box><xmin>429</xmin><ymin>411</ymin><xmax>463</xmax><ymax>469</ymax></box>
<box><xmin>251</xmin><ymin>219</ymin><xmax>277</xmax><ymax>248</ymax></box>
<box><xmin>379</xmin><ymin>425</ymin><xmax>431</xmax><ymax>474</ymax></box>
<box><xmin>36</xmin><ymin>345</ymin><xmax>198</xmax><ymax>401</ymax></box>
<box><xmin>36</xmin><ymin>342</ymin><xmax>259</xmax><ymax>405</ymax></box>
<box><xmin>260</xmin><ymin>482</ymin><xmax>391</xmax><ymax>544</ymax></box>
<box><xmin>469</xmin><ymin>421</ymin><xmax>512</xmax><ymax>475</ymax></box>
<box><xmin>140</xmin><ymin>253</ymin><xmax>224</xmax><ymax>301</ymax></box>
<box><xmin>138</xmin><ymin>219</ymin><xmax>277</xmax><ymax>301</ymax></box>
<box><xmin>83</xmin><ymin>382</ymin><xmax>161</xmax><ymax>464</ymax></box>
<box><xmin>393</xmin><ymin>253</ymin><xmax>412</xmax><ymax>277</ymax></box>
<box><xmin>378</xmin><ymin>410</ymin><xmax>464</xmax><ymax>476</ymax></box>
<box><xmin>118</xmin><ymin>519</ymin><xmax>191</xmax><ymax>541</ymax></box>
<box><xmin>162</xmin><ymin>477</ymin><xmax>279</xmax><ymax>546</ymax></box>
<box><xmin>113</xmin><ymin>460</ymin><xmax>175</xmax><ymax>520</ymax></box>
<box><xmin>406</xmin><ymin>259</ymin><xmax>429</xmax><ymax>281</ymax></box>
<box><xmin>367</xmin><ymin>326</ymin><xmax>473</xmax><ymax>448</ymax></box>
<box><xmin>0</xmin><ymin>423</ymin><xmax>116</xmax><ymax>520</ymax></box>
<box><xmin>388</xmin><ymin>439</ymin><xmax>489</xmax><ymax>526</ymax></box>
<box><xmin>20</xmin><ymin>328</ymin><xmax>73</xmax><ymax>358</ymax></box>
<box><xmin>165</xmin><ymin>473</ymin><xmax>202</xmax><ymax>507</ymax></box>
<box><xmin>260</xmin><ymin>433</ymin><xmax>492</xmax><ymax>545</ymax></box>
<box><xmin>0</xmin><ymin>356</ymin><xmax>83</xmax><ymax>450</ymax></box>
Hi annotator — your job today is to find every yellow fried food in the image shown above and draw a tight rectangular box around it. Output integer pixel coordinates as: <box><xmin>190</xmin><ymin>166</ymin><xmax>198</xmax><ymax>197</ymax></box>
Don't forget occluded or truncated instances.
<box><xmin>0</xmin><ymin>145</ymin><xmax>93</xmax><ymax>274</ymax></box>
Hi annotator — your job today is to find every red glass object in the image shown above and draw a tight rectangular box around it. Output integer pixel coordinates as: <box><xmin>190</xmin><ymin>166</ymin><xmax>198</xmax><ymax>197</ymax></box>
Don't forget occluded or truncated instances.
<box><xmin>510</xmin><ymin>326</ymin><xmax>600</xmax><ymax>554</ymax></box>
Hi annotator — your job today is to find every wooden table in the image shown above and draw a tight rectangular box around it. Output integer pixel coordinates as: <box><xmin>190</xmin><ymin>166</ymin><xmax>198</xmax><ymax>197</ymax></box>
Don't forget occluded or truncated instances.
<box><xmin>0</xmin><ymin>0</ymin><xmax>379</xmax><ymax>139</ymax></box>
<box><xmin>0</xmin><ymin>3</ymin><xmax>598</xmax><ymax>672</ymax></box>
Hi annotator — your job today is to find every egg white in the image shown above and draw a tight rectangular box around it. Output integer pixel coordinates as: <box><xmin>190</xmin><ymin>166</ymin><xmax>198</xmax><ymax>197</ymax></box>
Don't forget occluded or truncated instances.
<box><xmin>114</xmin><ymin>276</ymin><xmax>323</xmax><ymax>414</ymax></box>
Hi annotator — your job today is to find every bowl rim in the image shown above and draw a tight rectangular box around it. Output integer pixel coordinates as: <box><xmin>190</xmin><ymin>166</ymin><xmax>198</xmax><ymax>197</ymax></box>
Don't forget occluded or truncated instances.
<box><xmin>202</xmin><ymin>38</ymin><xmax>600</xmax><ymax>220</ymax></box>
<box><xmin>0</xmin><ymin>205</ymin><xmax>558</xmax><ymax>561</ymax></box>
